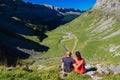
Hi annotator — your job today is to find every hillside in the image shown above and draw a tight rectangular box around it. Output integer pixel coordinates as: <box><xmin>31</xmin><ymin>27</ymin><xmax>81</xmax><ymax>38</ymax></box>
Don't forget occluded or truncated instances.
<box><xmin>40</xmin><ymin>0</ymin><xmax>120</xmax><ymax>79</ymax></box>
<box><xmin>0</xmin><ymin>0</ymin><xmax>84</xmax><ymax>65</ymax></box>
<box><xmin>0</xmin><ymin>0</ymin><xmax>120</xmax><ymax>79</ymax></box>
<box><xmin>43</xmin><ymin>0</ymin><xmax>120</xmax><ymax>64</ymax></box>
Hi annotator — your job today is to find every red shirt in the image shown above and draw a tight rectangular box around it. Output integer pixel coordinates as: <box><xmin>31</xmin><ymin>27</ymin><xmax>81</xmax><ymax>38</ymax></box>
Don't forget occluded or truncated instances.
<box><xmin>74</xmin><ymin>57</ymin><xmax>86</xmax><ymax>74</ymax></box>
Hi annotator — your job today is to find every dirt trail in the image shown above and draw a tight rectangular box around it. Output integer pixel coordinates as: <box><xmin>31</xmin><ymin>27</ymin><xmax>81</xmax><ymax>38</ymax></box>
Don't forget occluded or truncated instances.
<box><xmin>59</xmin><ymin>30</ymin><xmax>78</xmax><ymax>54</ymax></box>
<box><xmin>59</xmin><ymin>30</ymin><xmax>104</xmax><ymax>80</ymax></box>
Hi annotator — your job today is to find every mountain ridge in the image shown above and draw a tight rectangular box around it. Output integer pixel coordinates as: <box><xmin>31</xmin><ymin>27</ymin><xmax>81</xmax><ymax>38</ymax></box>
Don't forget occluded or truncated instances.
<box><xmin>0</xmin><ymin>0</ymin><xmax>85</xmax><ymax>65</ymax></box>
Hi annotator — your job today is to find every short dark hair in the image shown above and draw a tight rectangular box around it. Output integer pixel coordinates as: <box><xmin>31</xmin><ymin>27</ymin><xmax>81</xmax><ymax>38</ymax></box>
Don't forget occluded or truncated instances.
<box><xmin>67</xmin><ymin>51</ymin><xmax>72</xmax><ymax>56</ymax></box>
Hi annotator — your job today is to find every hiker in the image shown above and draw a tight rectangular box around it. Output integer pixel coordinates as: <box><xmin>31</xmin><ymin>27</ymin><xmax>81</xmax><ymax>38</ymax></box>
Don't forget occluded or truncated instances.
<box><xmin>73</xmin><ymin>51</ymin><xmax>86</xmax><ymax>74</ymax></box>
<box><xmin>61</xmin><ymin>51</ymin><xmax>75</xmax><ymax>74</ymax></box>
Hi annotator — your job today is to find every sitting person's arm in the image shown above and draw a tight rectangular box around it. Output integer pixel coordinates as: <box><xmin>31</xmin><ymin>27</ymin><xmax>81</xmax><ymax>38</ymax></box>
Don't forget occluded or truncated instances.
<box><xmin>61</xmin><ymin>56</ymin><xmax>65</xmax><ymax>62</ymax></box>
<box><xmin>73</xmin><ymin>60</ymin><xmax>84</xmax><ymax>69</ymax></box>
<box><xmin>77</xmin><ymin>60</ymin><xmax>84</xmax><ymax>68</ymax></box>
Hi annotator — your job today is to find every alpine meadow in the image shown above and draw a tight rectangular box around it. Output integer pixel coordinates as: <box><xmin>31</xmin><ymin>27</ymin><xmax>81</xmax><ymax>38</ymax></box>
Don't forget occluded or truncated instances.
<box><xmin>0</xmin><ymin>0</ymin><xmax>120</xmax><ymax>80</ymax></box>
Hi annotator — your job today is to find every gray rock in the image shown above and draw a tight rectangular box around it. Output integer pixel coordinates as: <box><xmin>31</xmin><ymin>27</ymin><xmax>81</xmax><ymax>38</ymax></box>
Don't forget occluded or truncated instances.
<box><xmin>115</xmin><ymin>64</ymin><xmax>120</xmax><ymax>74</ymax></box>
<box><xmin>6</xmin><ymin>67</ymin><xmax>13</xmax><ymax>71</ymax></box>
<box><xmin>93</xmin><ymin>0</ymin><xmax>120</xmax><ymax>11</ymax></box>
<box><xmin>109</xmin><ymin>64</ymin><xmax>120</xmax><ymax>74</ymax></box>
<box><xmin>96</xmin><ymin>64</ymin><xmax>111</xmax><ymax>74</ymax></box>
<box><xmin>109</xmin><ymin>64</ymin><xmax>115</xmax><ymax>72</ymax></box>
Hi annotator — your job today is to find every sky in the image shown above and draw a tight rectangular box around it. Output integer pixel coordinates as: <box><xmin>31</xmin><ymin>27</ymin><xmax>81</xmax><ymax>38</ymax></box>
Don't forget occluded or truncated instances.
<box><xmin>24</xmin><ymin>0</ymin><xmax>96</xmax><ymax>10</ymax></box>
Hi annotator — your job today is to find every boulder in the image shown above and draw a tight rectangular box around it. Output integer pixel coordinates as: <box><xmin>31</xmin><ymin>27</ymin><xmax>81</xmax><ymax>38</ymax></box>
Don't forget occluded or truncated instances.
<box><xmin>96</xmin><ymin>64</ymin><xmax>111</xmax><ymax>74</ymax></box>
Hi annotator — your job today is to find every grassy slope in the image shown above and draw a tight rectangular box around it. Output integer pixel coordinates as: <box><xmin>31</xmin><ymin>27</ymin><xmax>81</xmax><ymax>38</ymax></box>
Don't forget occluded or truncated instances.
<box><xmin>35</xmin><ymin>9</ymin><xmax>120</xmax><ymax>79</ymax></box>
<box><xmin>43</xmin><ymin>9</ymin><xmax>120</xmax><ymax>65</ymax></box>
<box><xmin>1</xmin><ymin>6</ymin><xmax>120</xmax><ymax>80</ymax></box>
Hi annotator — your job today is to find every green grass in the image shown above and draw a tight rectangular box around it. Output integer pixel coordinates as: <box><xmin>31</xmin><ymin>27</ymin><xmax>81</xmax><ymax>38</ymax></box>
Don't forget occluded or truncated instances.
<box><xmin>65</xmin><ymin>72</ymin><xmax>92</xmax><ymax>80</ymax></box>
<box><xmin>0</xmin><ymin>66</ymin><xmax>60</xmax><ymax>80</ymax></box>
<box><xmin>1</xmin><ymin>6</ymin><xmax>120</xmax><ymax>80</ymax></box>
<box><xmin>0</xmin><ymin>66</ymin><xmax>92</xmax><ymax>80</ymax></box>
<box><xmin>21</xmin><ymin>35</ymin><xmax>40</xmax><ymax>43</ymax></box>
<box><xmin>33</xmin><ymin>9</ymin><xmax>120</xmax><ymax>79</ymax></box>
<box><xmin>102</xmin><ymin>73</ymin><xmax>120</xmax><ymax>80</ymax></box>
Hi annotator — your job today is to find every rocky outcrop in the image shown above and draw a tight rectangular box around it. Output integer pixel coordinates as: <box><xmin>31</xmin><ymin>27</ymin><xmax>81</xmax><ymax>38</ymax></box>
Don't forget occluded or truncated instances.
<box><xmin>109</xmin><ymin>64</ymin><xmax>120</xmax><ymax>74</ymax></box>
<box><xmin>96</xmin><ymin>64</ymin><xmax>111</xmax><ymax>74</ymax></box>
<box><xmin>93</xmin><ymin>0</ymin><xmax>120</xmax><ymax>11</ymax></box>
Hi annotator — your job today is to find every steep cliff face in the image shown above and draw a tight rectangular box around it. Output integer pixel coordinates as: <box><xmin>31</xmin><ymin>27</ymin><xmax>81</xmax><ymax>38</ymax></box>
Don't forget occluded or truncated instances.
<box><xmin>93</xmin><ymin>0</ymin><xmax>120</xmax><ymax>11</ymax></box>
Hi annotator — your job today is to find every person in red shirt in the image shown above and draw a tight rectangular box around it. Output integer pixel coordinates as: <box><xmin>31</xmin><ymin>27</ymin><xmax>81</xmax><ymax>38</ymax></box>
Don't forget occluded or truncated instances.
<box><xmin>73</xmin><ymin>51</ymin><xmax>86</xmax><ymax>74</ymax></box>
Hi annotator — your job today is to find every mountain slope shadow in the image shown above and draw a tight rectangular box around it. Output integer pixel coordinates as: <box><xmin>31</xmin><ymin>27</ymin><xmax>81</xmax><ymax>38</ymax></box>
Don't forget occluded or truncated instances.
<box><xmin>0</xmin><ymin>29</ymin><xmax>49</xmax><ymax>66</ymax></box>
<box><xmin>0</xmin><ymin>0</ymin><xmax>83</xmax><ymax>65</ymax></box>
<box><xmin>0</xmin><ymin>17</ymin><xmax>49</xmax><ymax>66</ymax></box>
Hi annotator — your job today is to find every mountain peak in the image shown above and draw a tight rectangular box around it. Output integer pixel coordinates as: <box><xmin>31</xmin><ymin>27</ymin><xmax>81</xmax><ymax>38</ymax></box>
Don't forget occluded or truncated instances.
<box><xmin>93</xmin><ymin>0</ymin><xmax>120</xmax><ymax>11</ymax></box>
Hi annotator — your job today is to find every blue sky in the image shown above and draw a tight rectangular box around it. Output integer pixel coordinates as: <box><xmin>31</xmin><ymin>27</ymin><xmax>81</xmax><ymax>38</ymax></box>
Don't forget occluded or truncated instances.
<box><xmin>24</xmin><ymin>0</ymin><xmax>96</xmax><ymax>10</ymax></box>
